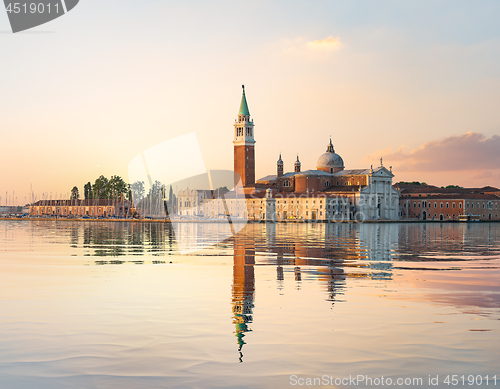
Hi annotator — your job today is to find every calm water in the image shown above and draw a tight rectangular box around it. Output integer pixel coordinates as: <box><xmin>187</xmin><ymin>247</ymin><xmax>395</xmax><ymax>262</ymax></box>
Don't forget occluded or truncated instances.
<box><xmin>0</xmin><ymin>220</ymin><xmax>499</xmax><ymax>388</ymax></box>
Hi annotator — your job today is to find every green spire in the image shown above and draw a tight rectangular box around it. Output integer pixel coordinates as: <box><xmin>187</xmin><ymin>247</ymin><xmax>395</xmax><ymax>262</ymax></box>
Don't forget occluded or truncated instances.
<box><xmin>239</xmin><ymin>85</ymin><xmax>250</xmax><ymax>116</ymax></box>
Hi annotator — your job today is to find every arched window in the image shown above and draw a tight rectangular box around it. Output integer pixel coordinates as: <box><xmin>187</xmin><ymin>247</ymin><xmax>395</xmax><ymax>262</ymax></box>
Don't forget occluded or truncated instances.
<box><xmin>283</xmin><ymin>180</ymin><xmax>291</xmax><ymax>187</ymax></box>
<box><xmin>325</xmin><ymin>181</ymin><xmax>330</xmax><ymax>187</ymax></box>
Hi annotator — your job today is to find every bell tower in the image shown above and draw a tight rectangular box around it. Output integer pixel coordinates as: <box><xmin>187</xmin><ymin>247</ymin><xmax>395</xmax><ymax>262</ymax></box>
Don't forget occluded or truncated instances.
<box><xmin>233</xmin><ymin>85</ymin><xmax>256</xmax><ymax>187</ymax></box>
<box><xmin>277</xmin><ymin>153</ymin><xmax>284</xmax><ymax>177</ymax></box>
<box><xmin>294</xmin><ymin>155</ymin><xmax>301</xmax><ymax>173</ymax></box>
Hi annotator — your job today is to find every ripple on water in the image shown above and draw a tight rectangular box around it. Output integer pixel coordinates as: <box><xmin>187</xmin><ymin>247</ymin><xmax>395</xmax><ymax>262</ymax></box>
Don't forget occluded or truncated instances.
<box><xmin>0</xmin><ymin>221</ymin><xmax>499</xmax><ymax>387</ymax></box>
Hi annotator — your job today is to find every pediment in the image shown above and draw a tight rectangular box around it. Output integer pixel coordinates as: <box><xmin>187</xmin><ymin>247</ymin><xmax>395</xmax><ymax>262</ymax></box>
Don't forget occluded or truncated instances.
<box><xmin>372</xmin><ymin>166</ymin><xmax>394</xmax><ymax>178</ymax></box>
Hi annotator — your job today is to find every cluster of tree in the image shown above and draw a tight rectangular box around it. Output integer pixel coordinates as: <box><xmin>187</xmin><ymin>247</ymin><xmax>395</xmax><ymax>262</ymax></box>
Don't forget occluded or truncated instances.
<box><xmin>71</xmin><ymin>176</ymin><xmax>178</xmax><ymax>218</ymax></box>
<box><xmin>394</xmin><ymin>181</ymin><xmax>428</xmax><ymax>186</ymax></box>
<box><xmin>70</xmin><ymin>175</ymin><xmax>131</xmax><ymax>200</ymax></box>
<box><xmin>394</xmin><ymin>182</ymin><xmax>463</xmax><ymax>189</ymax></box>
<box><xmin>132</xmin><ymin>180</ymin><xmax>177</xmax><ymax>217</ymax></box>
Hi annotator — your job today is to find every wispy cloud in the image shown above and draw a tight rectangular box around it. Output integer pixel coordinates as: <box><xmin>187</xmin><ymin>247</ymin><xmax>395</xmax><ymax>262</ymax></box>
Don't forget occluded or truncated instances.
<box><xmin>306</xmin><ymin>36</ymin><xmax>342</xmax><ymax>51</ymax></box>
<box><xmin>280</xmin><ymin>35</ymin><xmax>343</xmax><ymax>58</ymax></box>
<box><xmin>366</xmin><ymin>132</ymin><xmax>500</xmax><ymax>172</ymax></box>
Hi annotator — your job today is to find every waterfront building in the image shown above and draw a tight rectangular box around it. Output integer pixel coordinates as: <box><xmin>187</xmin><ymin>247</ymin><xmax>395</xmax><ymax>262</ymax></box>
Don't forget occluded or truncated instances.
<box><xmin>29</xmin><ymin>199</ymin><xmax>134</xmax><ymax>218</ymax></box>
<box><xmin>0</xmin><ymin>205</ymin><xmax>29</xmax><ymax>215</ymax></box>
<box><xmin>398</xmin><ymin>186</ymin><xmax>500</xmax><ymax>221</ymax></box>
<box><xmin>177</xmin><ymin>189</ymin><xmax>212</xmax><ymax>217</ymax></box>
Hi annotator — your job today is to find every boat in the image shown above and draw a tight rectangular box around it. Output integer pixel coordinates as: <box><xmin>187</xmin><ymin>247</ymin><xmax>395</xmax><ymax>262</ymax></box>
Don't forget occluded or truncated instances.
<box><xmin>459</xmin><ymin>214</ymin><xmax>481</xmax><ymax>222</ymax></box>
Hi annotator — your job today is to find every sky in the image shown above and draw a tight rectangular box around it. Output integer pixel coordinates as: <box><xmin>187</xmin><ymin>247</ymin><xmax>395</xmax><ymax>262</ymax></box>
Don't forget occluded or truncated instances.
<box><xmin>1</xmin><ymin>0</ymin><xmax>500</xmax><ymax>205</ymax></box>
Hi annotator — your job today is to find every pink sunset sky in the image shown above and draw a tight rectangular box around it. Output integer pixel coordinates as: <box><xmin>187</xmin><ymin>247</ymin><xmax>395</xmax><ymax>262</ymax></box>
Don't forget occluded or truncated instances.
<box><xmin>1</xmin><ymin>1</ymin><xmax>499</xmax><ymax>205</ymax></box>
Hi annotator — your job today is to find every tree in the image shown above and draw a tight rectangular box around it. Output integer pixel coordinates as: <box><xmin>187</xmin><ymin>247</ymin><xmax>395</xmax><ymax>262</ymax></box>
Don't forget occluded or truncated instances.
<box><xmin>70</xmin><ymin>186</ymin><xmax>79</xmax><ymax>200</ymax></box>
<box><xmin>127</xmin><ymin>185</ymin><xmax>133</xmax><ymax>202</ymax></box>
<box><xmin>93</xmin><ymin>175</ymin><xmax>109</xmax><ymax>199</ymax></box>
<box><xmin>168</xmin><ymin>185</ymin><xmax>175</xmax><ymax>214</ymax></box>
<box><xmin>84</xmin><ymin>182</ymin><xmax>92</xmax><ymax>199</ymax></box>
<box><xmin>134</xmin><ymin>180</ymin><xmax>165</xmax><ymax>217</ymax></box>
<box><xmin>130</xmin><ymin>181</ymin><xmax>145</xmax><ymax>204</ymax></box>
<box><xmin>108</xmin><ymin>175</ymin><xmax>129</xmax><ymax>199</ymax></box>
<box><xmin>395</xmin><ymin>181</ymin><xmax>428</xmax><ymax>186</ymax></box>
<box><xmin>172</xmin><ymin>193</ymin><xmax>177</xmax><ymax>215</ymax></box>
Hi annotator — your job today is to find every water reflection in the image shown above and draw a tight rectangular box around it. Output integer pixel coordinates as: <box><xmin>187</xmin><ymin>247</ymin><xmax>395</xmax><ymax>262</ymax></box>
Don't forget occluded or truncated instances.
<box><xmin>2</xmin><ymin>219</ymin><xmax>499</xmax><ymax>266</ymax></box>
<box><xmin>397</xmin><ymin>222</ymin><xmax>500</xmax><ymax>259</ymax></box>
<box><xmin>231</xmin><ymin>240</ymin><xmax>255</xmax><ymax>363</ymax></box>
<box><xmin>1</xmin><ymin>220</ymin><xmax>500</xmax><ymax>385</ymax></box>
<box><xmin>1</xmin><ymin>221</ymin><xmax>500</xmax><ymax>315</ymax></box>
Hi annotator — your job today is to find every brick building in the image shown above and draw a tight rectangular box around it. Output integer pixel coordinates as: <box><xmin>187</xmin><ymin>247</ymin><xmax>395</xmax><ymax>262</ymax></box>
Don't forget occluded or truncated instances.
<box><xmin>30</xmin><ymin>199</ymin><xmax>134</xmax><ymax>218</ymax></box>
<box><xmin>398</xmin><ymin>186</ymin><xmax>500</xmax><ymax>221</ymax></box>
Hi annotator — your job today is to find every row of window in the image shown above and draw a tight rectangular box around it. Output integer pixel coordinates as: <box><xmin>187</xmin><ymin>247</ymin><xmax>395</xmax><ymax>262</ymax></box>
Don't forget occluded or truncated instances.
<box><xmin>403</xmin><ymin>212</ymin><xmax>498</xmax><ymax>219</ymax></box>
<box><xmin>33</xmin><ymin>206</ymin><xmax>113</xmax><ymax>215</ymax></box>
<box><xmin>405</xmin><ymin>202</ymin><xmax>463</xmax><ymax>209</ymax></box>
<box><xmin>275</xmin><ymin>198</ymin><xmax>351</xmax><ymax>204</ymax></box>
<box><xmin>405</xmin><ymin>201</ymin><xmax>498</xmax><ymax>210</ymax></box>
<box><xmin>467</xmin><ymin>202</ymin><xmax>496</xmax><ymax>209</ymax></box>
<box><xmin>281</xmin><ymin>180</ymin><xmax>357</xmax><ymax>187</ymax></box>
<box><xmin>236</xmin><ymin>128</ymin><xmax>253</xmax><ymax>137</ymax></box>
<box><xmin>402</xmin><ymin>213</ymin><xmax>457</xmax><ymax>218</ymax></box>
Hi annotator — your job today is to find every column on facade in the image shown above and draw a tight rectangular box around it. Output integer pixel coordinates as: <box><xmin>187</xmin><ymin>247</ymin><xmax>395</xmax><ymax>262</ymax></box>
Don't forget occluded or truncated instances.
<box><xmin>382</xmin><ymin>181</ymin><xmax>387</xmax><ymax>219</ymax></box>
<box><xmin>369</xmin><ymin>175</ymin><xmax>373</xmax><ymax>220</ymax></box>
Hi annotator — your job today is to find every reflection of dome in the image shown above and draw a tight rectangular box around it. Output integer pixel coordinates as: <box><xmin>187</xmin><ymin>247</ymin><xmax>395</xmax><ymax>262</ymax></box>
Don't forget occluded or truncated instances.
<box><xmin>317</xmin><ymin>138</ymin><xmax>344</xmax><ymax>172</ymax></box>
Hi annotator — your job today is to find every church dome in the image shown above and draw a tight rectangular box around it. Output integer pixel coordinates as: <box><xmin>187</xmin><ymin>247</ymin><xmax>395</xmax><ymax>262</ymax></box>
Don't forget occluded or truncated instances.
<box><xmin>316</xmin><ymin>138</ymin><xmax>344</xmax><ymax>172</ymax></box>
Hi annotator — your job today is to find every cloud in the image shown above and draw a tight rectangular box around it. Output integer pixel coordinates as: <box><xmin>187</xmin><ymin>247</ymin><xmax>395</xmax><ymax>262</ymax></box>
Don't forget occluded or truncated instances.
<box><xmin>365</xmin><ymin>132</ymin><xmax>500</xmax><ymax>172</ymax></box>
<box><xmin>306</xmin><ymin>36</ymin><xmax>342</xmax><ymax>51</ymax></box>
<box><xmin>364</xmin><ymin>132</ymin><xmax>500</xmax><ymax>187</ymax></box>
<box><xmin>280</xmin><ymin>36</ymin><xmax>342</xmax><ymax>58</ymax></box>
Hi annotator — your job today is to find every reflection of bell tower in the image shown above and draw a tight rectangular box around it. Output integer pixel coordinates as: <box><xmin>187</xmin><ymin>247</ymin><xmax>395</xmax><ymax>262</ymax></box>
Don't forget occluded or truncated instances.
<box><xmin>231</xmin><ymin>239</ymin><xmax>255</xmax><ymax>362</ymax></box>
<box><xmin>233</xmin><ymin>85</ymin><xmax>256</xmax><ymax>187</ymax></box>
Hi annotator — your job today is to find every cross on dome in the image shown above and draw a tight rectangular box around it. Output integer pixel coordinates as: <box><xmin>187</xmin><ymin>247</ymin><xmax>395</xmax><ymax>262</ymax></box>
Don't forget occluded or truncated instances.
<box><xmin>326</xmin><ymin>137</ymin><xmax>335</xmax><ymax>153</ymax></box>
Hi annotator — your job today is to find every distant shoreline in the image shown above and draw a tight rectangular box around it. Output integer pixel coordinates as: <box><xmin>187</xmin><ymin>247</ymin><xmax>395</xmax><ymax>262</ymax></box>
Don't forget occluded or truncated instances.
<box><xmin>0</xmin><ymin>217</ymin><xmax>494</xmax><ymax>224</ymax></box>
